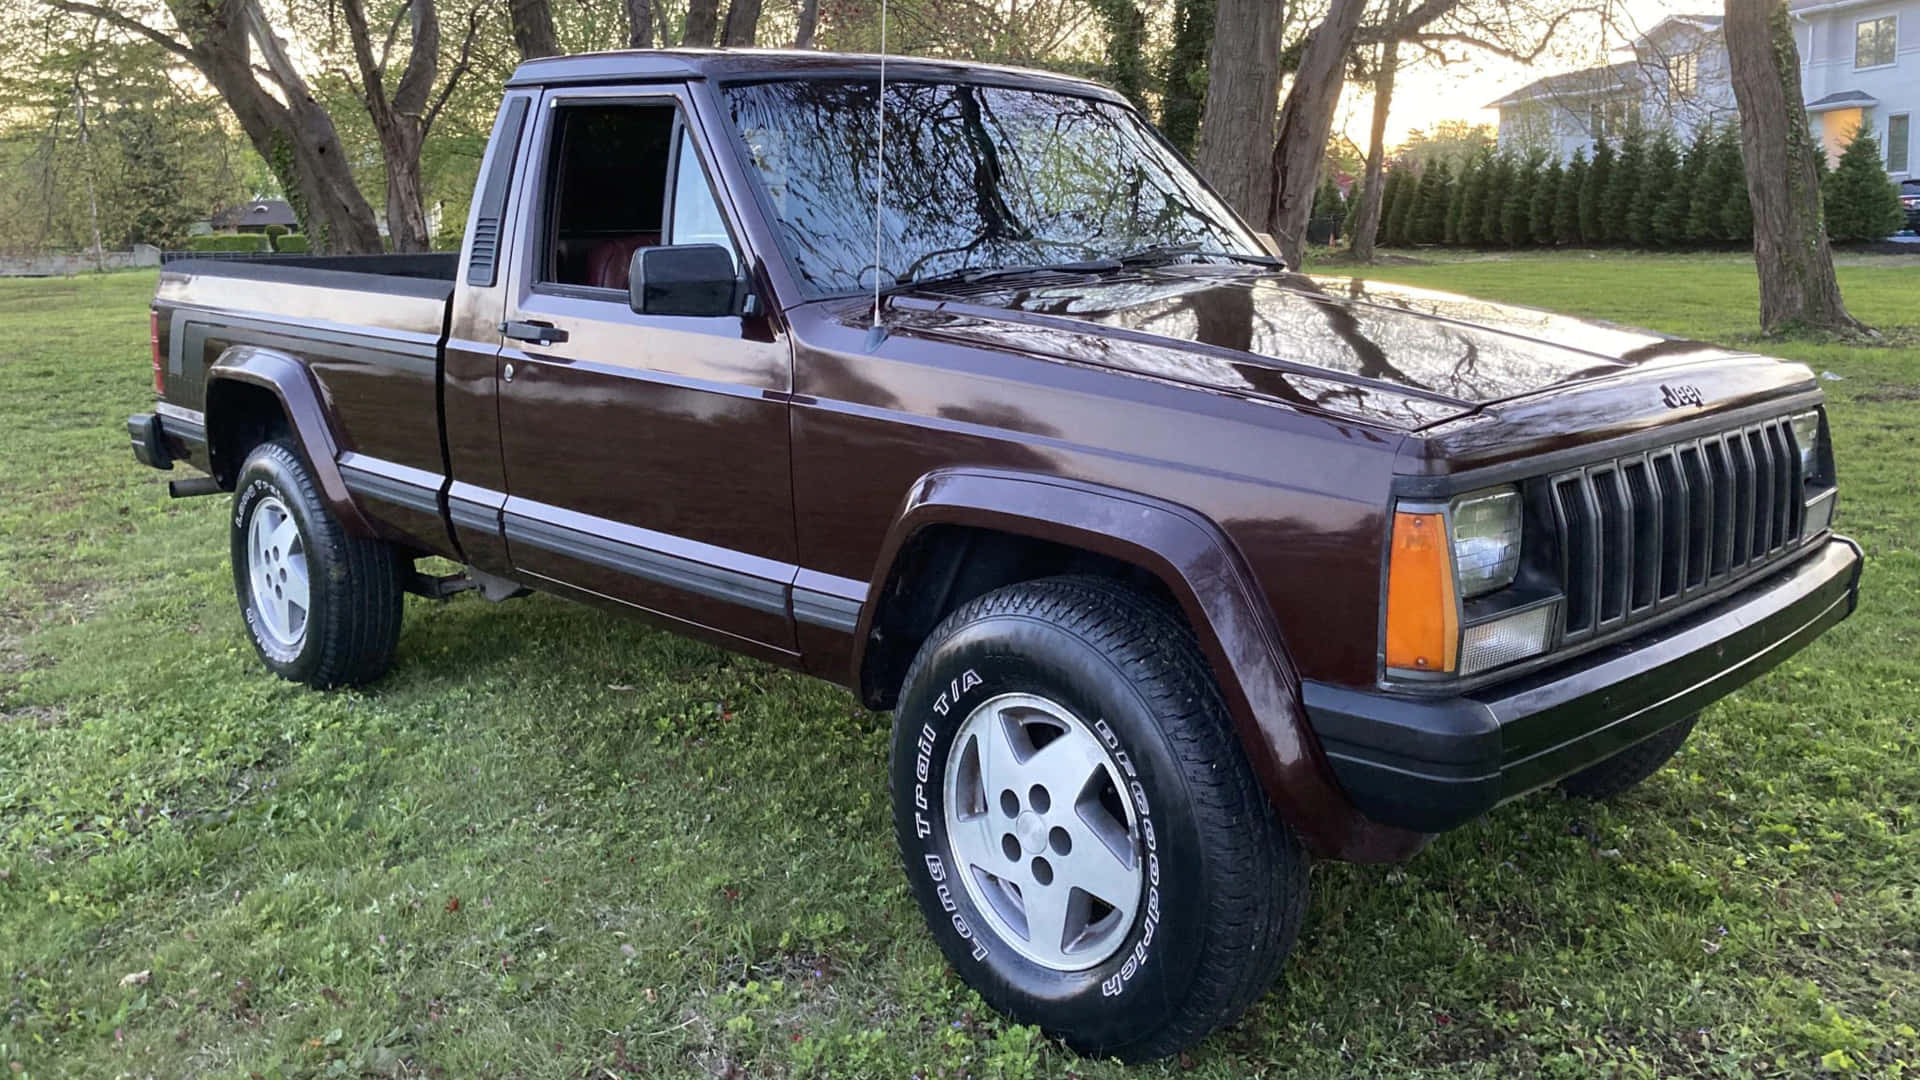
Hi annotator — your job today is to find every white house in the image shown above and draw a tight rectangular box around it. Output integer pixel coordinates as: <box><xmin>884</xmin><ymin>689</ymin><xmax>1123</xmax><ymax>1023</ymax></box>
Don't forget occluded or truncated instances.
<box><xmin>1793</xmin><ymin>0</ymin><xmax>1915</xmax><ymax>179</ymax></box>
<box><xmin>1488</xmin><ymin>16</ymin><xmax>1738</xmax><ymax>160</ymax></box>
<box><xmin>1489</xmin><ymin>6</ymin><xmax>1914</xmax><ymax>181</ymax></box>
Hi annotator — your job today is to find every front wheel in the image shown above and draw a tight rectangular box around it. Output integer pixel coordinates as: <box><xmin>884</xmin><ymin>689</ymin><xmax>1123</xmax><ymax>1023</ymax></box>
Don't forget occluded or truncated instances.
<box><xmin>230</xmin><ymin>440</ymin><xmax>404</xmax><ymax>688</ymax></box>
<box><xmin>889</xmin><ymin>576</ymin><xmax>1308</xmax><ymax>1061</ymax></box>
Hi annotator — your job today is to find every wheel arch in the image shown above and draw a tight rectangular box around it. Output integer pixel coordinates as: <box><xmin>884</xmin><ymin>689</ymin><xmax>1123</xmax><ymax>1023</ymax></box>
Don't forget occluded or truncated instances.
<box><xmin>205</xmin><ymin>345</ymin><xmax>374</xmax><ymax>536</ymax></box>
<box><xmin>854</xmin><ymin>468</ymin><xmax>1426</xmax><ymax>863</ymax></box>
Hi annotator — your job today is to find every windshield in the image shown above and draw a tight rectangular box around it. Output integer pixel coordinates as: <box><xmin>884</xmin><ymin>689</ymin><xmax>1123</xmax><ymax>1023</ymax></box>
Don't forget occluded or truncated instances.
<box><xmin>721</xmin><ymin>79</ymin><xmax>1265</xmax><ymax>297</ymax></box>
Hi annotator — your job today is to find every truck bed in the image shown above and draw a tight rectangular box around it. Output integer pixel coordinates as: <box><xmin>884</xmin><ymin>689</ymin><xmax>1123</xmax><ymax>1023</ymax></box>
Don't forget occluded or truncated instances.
<box><xmin>152</xmin><ymin>253</ymin><xmax>461</xmax><ymax>559</ymax></box>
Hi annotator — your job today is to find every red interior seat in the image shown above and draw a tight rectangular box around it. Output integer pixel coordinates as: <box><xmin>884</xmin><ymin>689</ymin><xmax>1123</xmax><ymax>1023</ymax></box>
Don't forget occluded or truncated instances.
<box><xmin>586</xmin><ymin>233</ymin><xmax>662</xmax><ymax>290</ymax></box>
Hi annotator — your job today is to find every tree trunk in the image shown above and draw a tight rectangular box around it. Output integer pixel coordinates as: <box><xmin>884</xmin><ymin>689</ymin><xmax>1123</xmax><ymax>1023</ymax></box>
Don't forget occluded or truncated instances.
<box><xmin>683</xmin><ymin>0</ymin><xmax>720</xmax><ymax>46</ymax></box>
<box><xmin>626</xmin><ymin>0</ymin><xmax>654</xmax><ymax>47</ymax></box>
<box><xmin>1723</xmin><ymin>0</ymin><xmax>1861</xmax><ymax>333</ymax></box>
<box><xmin>1348</xmin><ymin>29</ymin><xmax>1401</xmax><ymax>262</ymax></box>
<box><xmin>166</xmin><ymin>0</ymin><xmax>384</xmax><ymax>253</ymax></box>
<box><xmin>340</xmin><ymin>0</ymin><xmax>441</xmax><ymax>252</ymax></box>
<box><xmin>378</xmin><ymin>130</ymin><xmax>431</xmax><ymax>252</ymax></box>
<box><xmin>720</xmin><ymin>0</ymin><xmax>760</xmax><ymax>45</ymax></box>
<box><xmin>793</xmin><ymin>0</ymin><xmax>818</xmax><ymax>47</ymax></box>
<box><xmin>1268</xmin><ymin>0</ymin><xmax>1368</xmax><ymax>266</ymax></box>
<box><xmin>509</xmin><ymin>0</ymin><xmax>559</xmax><ymax>58</ymax></box>
<box><xmin>1194</xmin><ymin>0</ymin><xmax>1284</xmax><ymax>223</ymax></box>
<box><xmin>71</xmin><ymin>82</ymin><xmax>106</xmax><ymax>270</ymax></box>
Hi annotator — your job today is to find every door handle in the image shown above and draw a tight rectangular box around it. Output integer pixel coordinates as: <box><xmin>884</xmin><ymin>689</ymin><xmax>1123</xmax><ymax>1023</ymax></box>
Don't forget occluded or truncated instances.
<box><xmin>499</xmin><ymin>319</ymin><xmax>569</xmax><ymax>345</ymax></box>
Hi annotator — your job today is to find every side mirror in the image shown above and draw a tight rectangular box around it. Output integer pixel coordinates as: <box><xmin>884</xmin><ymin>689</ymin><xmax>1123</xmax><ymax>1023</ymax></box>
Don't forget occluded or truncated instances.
<box><xmin>628</xmin><ymin>244</ymin><xmax>747</xmax><ymax>317</ymax></box>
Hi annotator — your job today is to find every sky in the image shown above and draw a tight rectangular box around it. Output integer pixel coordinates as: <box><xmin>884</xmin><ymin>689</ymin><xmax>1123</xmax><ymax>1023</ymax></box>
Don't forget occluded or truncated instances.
<box><xmin>1332</xmin><ymin>0</ymin><xmax>1699</xmax><ymax>151</ymax></box>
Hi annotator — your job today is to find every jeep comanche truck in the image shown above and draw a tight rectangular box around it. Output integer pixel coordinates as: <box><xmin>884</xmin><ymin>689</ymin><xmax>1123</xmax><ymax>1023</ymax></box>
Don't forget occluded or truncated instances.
<box><xmin>128</xmin><ymin>50</ymin><xmax>1861</xmax><ymax>1061</ymax></box>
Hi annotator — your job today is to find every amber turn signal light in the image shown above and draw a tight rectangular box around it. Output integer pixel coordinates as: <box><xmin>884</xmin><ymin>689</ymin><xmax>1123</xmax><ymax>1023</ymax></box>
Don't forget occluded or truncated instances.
<box><xmin>1384</xmin><ymin>510</ymin><xmax>1458</xmax><ymax>674</ymax></box>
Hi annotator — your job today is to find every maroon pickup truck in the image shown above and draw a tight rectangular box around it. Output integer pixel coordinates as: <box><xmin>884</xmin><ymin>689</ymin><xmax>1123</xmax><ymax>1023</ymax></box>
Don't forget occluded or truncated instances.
<box><xmin>129</xmin><ymin>50</ymin><xmax>1860</xmax><ymax>1060</ymax></box>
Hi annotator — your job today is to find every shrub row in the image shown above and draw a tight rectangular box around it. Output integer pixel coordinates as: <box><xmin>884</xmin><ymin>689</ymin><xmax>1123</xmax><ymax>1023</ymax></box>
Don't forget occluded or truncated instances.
<box><xmin>182</xmin><ymin>231</ymin><xmax>311</xmax><ymax>253</ymax></box>
<box><xmin>1351</xmin><ymin>122</ymin><xmax>1904</xmax><ymax>250</ymax></box>
<box><xmin>185</xmin><ymin>233</ymin><xmax>270</xmax><ymax>252</ymax></box>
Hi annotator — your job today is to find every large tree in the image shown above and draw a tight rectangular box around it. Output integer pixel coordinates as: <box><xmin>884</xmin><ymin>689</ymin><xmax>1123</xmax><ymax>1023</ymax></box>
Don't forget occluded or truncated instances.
<box><xmin>1193</xmin><ymin>0</ymin><xmax>1285</xmax><ymax>225</ymax></box>
<box><xmin>1267</xmin><ymin>0</ymin><xmax>1594</xmax><ymax>265</ymax></box>
<box><xmin>1265</xmin><ymin>0</ymin><xmax>1367</xmax><ymax>263</ymax></box>
<box><xmin>43</xmin><ymin>0</ymin><xmax>383</xmax><ymax>252</ymax></box>
<box><xmin>508</xmin><ymin>0</ymin><xmax>559</xmax><ymax>58</ymax></box>
<box><xmin>331</xmin><ymin>0</ymin><xmax>481</xmax><ymax>252</ymax></box>
<box><xmin>1723</xmin><ymin>0</ymin><xmax>1862</xmax><ymax>333</ymax></box>
<box><xmin>1346</xmin><ymin>0</ymin><xmax>1408</xmax><ymax>262</ymax></box>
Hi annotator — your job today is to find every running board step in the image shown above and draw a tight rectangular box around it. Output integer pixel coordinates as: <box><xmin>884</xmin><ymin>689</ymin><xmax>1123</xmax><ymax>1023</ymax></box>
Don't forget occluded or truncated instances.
<box><xmin>405</xmin><ymin>565</ymin><xmax>530</xmax><ymax>602</ymax></box>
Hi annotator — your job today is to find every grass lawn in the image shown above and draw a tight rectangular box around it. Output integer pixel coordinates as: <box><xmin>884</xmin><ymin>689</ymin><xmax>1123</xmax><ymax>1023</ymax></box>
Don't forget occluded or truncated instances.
<box><xmin>2</xmin><ymin>254</ymin><xmax>1916</xmax><ymax>1079</ymax></box>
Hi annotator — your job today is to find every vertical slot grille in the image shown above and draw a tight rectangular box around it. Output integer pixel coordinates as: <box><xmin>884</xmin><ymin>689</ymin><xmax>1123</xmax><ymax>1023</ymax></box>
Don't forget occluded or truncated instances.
<box><xmin>1649</xmin><ymin>451</ymin><xmax>1686</xmax><ymax>601</ymax></box>
<box><xmin>1553</xmin><ymin>477</ymin><xmax>1596</xmax><ymax>635</ymax></box>
<box><xmin>1592</xmin><ymin>467</ymin><xmax>1628</xmax><ymax>623</ymax></box>
<box><xmin>1727</xmin><ymin>433</ymin><xmax>1755</xmax><ymax>566</ymax></box>
<box><xmin>1622</xmin><ymin>459</ymin><xmax>1660</xmax><ymax>612</ymax></box>
<box><xmin>1678</xmin><ymin>445</ymin><xmax>1710</xmax><ymax>589</ymax></box>
<box><xmin>1543</xmin><ymin>415</ymin><xmax>1807</xmax><ymax>644</ymax></box>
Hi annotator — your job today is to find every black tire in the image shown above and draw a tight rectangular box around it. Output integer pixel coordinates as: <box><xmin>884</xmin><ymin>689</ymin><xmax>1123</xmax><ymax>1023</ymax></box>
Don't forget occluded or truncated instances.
<box><xmin>888</xmin><ymin>575</ymin><xmax>1308</xmax><ymax>1062</ymax></box>
<box><xmin>229</xmin><ymin>440</ymin><xmax>405</xmax><ymax>689</ymax></box>
<box><xmin>1558</xmin><ymin>714</ymin><xmax>1697</xmax><ymax>800</ymax></box>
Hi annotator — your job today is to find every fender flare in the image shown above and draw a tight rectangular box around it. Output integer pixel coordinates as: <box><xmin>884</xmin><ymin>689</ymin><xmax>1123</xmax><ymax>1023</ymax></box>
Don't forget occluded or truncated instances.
<box><xmin>205</xmin><ymin>345</ymin><xmax>375</xmax><ymax>536</ymax></box>
<box><xmin>854</xmin><ymin>468</ymin><xmax>1426</xmax><ymax>863</ymax></box>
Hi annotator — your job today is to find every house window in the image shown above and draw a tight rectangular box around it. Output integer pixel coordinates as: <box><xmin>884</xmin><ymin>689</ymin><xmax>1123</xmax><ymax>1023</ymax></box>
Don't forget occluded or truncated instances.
<box><xmin>1890</xmin><ymin>114</ymin><xmax>1912</xmax><ymax>174</ymax></box>
<box><xmin>1589</xmin><ymin>98</ymin><xmax>1634</xmax><ymax>138</ymax></box>
<box><xmin>1668</xmin><ymin>52</ymin><xmax>1698</xmax><ymax>97</ymax></box>
<box><xmin>1855</xmin><ymin>15</ymin><xmax>1896</xmax><ymax>68</ymax></box>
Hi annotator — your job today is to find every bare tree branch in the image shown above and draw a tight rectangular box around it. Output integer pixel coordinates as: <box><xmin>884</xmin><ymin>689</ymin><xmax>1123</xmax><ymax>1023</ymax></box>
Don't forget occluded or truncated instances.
<box><xmin>38</xmin><ymin>0</ymin><xmax>193</xmax><ymax>59</ymax></box>
<box><xmin>424</xmin><ymin>0</ymin><xmax>481</xmax><ymax>135</ymax></box>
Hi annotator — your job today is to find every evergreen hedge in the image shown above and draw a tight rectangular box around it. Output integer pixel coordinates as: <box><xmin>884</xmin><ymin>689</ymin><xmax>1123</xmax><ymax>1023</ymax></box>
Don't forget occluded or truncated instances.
<box><xmin>185</xmin><ymin>233</ymin><xmax>271</xmax><ymax>252</ymax></box>
<box><xmin>1356</xmin><ymin>118</ymin><xmax>1903</xmax><ymax>252</ymax></box>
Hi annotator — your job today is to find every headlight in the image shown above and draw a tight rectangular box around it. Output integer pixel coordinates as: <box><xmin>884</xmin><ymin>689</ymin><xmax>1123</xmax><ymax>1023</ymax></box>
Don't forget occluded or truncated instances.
<box><xmin>1449</xmin><ymin>486</ymin><xmax>1522</xmax><ymax>597</ymax></box>
<box><xmin>1789</xmin><ymin>410</ymin><xmax>1824</xmax><ymax>485</ymax></box>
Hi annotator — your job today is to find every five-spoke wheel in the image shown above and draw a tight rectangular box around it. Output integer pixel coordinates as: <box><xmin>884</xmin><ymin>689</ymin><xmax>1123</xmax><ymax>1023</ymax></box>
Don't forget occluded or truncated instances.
<box><xmin>944</xmin><ymin>693</ymin><xmax>1141</xmax><ymax>970</ymax></box>
<box><xmin>244</xmin><ymin>494</ymin><xmax>310</xmax><ymax>651</ymax></box>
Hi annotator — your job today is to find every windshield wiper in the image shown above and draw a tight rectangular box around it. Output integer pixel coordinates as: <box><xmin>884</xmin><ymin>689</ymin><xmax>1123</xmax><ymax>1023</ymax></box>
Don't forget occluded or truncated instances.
<box><xmin>879</xmin><ymin>257</ymin><xmax>1124</xmax><ymax>296</ymax></box>
<box><xmin>1117</xmin><ymin>242</ymin><xmax>1285</xmax><ymax>270</ymax></box>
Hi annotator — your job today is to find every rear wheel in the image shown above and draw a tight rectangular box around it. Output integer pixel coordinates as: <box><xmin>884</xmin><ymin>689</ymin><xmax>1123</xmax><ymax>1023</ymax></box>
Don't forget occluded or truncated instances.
<box><xmin>1559</xmin><ymin>714</ymin><xmax>1697</xmax><ymax>800</ymax></box>
<box><xmin>889</xmin><ymin>576</ymin><xmax>1308</xmax><ymax>1062</ymax></box>
<box><xmin>230</xmin><ymin>440</ymin><xmax>404</xmax><ymax>688</ymax></box>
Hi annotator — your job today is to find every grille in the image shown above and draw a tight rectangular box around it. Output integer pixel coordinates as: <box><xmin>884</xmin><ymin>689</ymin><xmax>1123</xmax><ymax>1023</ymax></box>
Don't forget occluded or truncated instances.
<box><xmin>1548</xmin><ymin>416</ymin><xmax>1808</xmax><ymax>641</ymax></box>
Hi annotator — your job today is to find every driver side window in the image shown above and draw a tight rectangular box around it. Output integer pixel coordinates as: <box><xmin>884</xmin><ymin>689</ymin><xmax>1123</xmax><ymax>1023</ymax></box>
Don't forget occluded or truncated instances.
<box><xmin>539</xmin><ymin>101</ymin><xmax>738</xmax><ymax>295</ymax></box>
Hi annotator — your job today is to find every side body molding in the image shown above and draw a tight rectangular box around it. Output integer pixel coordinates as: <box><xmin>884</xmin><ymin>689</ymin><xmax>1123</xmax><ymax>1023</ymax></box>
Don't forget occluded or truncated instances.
<box><xmin>205</xmin><ymin>345</ymin><xmax>375</xmax><ymax>536</ymax></box>
<box><xmin>854</xmin><ymin>468</ymin><xmax>1427</xmax><ymax>863</ymax></box>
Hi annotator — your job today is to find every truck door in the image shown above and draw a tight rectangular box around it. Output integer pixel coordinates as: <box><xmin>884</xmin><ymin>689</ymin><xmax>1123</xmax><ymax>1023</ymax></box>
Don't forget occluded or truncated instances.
<box><xmin>493</xmin><ymin>84</ymin><xmax>799</xmax><ymax>661</ymax></box>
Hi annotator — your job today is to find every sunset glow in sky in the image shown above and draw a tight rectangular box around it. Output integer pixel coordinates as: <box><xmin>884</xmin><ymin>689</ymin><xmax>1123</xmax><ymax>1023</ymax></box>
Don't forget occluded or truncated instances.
<box><xmin>1333</xmin><ymin>0</ymin><xmax>1699</xmax><ymax>151</ymax></box>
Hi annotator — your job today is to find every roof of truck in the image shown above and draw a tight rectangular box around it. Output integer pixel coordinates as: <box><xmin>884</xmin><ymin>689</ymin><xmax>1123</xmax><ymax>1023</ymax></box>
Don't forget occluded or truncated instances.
<box><xmin>504</xmin><ymin>48</ymin><xmax>1127</xmax><ymax>103</ymax></box>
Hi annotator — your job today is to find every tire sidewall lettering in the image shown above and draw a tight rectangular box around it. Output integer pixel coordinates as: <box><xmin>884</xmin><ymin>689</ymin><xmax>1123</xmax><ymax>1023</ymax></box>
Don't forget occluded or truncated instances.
<box><xmin>902</xmin><ymin>655</ymin><xmax>1171</xmax><ymax>1008</ymax></box>
<box><xmin>230</xmin><ymin>456</ymin><xmax>308</xmax><ymax>668</ymax></box>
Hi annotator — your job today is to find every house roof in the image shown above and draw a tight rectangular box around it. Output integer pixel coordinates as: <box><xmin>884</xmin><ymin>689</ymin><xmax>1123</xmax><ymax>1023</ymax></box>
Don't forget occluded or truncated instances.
<box><xmin>211</xmin><ymin>200</ymin><xmax>298</xmax><ymax>229</ymax></box>
<box><xmin>1805</xmin><ymin>89</ymin><xmax>1878</xmax><ymax>111</ymax></box>
<box><xmin>1486</xmin><ymin>60</ymin><xmax>1640</xmax><ymax>109</ymax></box>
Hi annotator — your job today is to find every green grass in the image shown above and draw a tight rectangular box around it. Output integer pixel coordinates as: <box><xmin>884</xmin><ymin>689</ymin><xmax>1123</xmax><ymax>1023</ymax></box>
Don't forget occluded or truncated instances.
<box><xmin>2</xmin><ymin>254</ymin><xmax>1916</xmax><ymax>1078</ymax></box>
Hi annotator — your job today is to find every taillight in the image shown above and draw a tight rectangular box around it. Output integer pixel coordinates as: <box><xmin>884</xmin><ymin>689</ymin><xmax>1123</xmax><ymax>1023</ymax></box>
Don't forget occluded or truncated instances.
<box><xmin>150</xmin><ymin>311</ymin><xmax>163</xmax><ymax>395</ymax></box>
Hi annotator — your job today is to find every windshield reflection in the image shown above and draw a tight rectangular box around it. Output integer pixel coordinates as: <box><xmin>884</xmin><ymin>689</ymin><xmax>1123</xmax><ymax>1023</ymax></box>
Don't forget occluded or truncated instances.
<box><xmin>723</xmin><ymin>79</ymin><xmax>1261</xmax><ymax>297</ymax></box>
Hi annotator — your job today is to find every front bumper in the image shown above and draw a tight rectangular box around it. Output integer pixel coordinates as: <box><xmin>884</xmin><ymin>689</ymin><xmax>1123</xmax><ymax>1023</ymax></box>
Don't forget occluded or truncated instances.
<box><xmin>1304</xmin><ymin>536</ymin><xmax>1862</xmax><ymax>833</ymax></box>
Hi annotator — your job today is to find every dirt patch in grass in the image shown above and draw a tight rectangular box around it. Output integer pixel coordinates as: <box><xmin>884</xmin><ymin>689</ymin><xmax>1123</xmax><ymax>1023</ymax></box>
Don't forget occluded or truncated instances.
<box><xmin>1852</xmin><ymin>383</ymin><xmax>1920</xmax><ymax>403</ymax></box>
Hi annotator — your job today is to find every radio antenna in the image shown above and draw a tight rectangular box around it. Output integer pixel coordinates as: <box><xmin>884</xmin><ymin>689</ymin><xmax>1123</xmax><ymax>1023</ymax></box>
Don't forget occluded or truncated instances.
<box><xmin>866</xmin><ymin>0</ymin><xmax>888</xmax><ymax>346</ymax></box>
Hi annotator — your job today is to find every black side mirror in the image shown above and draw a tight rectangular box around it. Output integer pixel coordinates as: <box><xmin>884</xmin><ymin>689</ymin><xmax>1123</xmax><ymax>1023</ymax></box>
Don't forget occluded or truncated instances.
<box><xmin>628</xmin><ymin>244</ymin><xmax>747</xmax><ymax>317</ymax></box>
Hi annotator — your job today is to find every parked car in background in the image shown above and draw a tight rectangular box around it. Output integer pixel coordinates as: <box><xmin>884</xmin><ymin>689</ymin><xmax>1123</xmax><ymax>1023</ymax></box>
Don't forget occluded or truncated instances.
<box><xmin>127</xmin><ymin>51</ymin><xmax>1863</xmax><ymax>1062</ymax></box>
<box><xmin>1900</xmin><ymin>180</ymin><xmax>1919</xmax><ymax>233</ymax></box>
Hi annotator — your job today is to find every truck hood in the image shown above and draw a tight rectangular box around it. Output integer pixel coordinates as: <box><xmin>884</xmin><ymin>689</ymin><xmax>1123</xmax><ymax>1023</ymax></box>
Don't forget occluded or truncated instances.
<box><xmin>883</xmin><ymin>269</ymin><xmax>1788</xmax><ymax>431</ymax></box>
